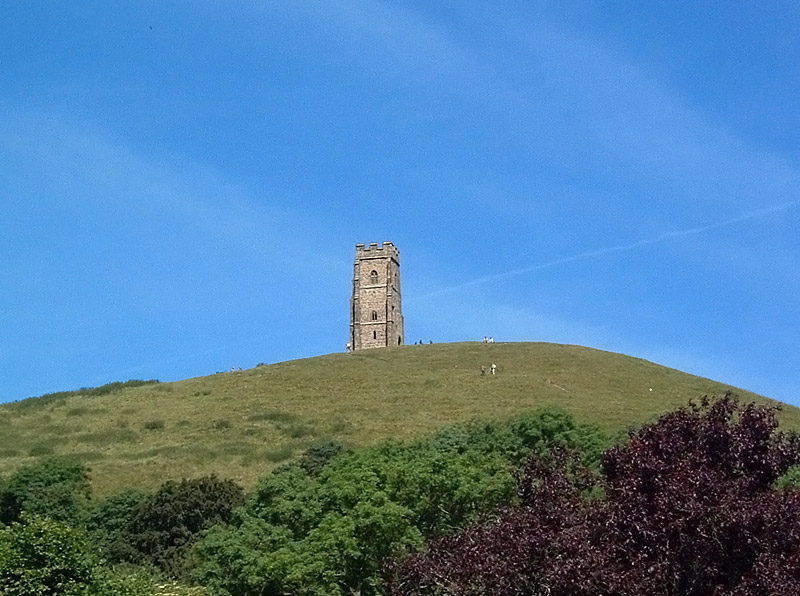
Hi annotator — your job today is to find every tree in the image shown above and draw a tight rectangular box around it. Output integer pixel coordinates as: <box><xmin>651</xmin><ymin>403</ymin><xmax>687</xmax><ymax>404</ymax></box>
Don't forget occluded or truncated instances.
<box><xmin>0</xmin><ymin>516</ymin><xmax>155</xmax><ymax>596</ymax></box>
<box><xmin>190</xmin><ymin>408</ymin><xmax>607</xmax><ymax>596</ymax></box>
<box><xmin>122</xmin><ymin>475</ymin><xmax>244</xmax><ymax>577</ymax></box>
<box><xmin>299</xmin><ymin>440</ymin><xmax>347</xmax><ymax>476</ymax></box>
<box><xmin>389</xmin><ymin>396</ymin><xmax>800</xmax><ymax>596</ymax></box>
<box><xmin>0</xmin><ymin>458</ymin><xmax>90</xmax><ymax>526</ymax></box>
<box><xmin>84</xmin><ymin>487</ymin><xmax>150</xmax><ymax>562</ymax></box>
<box><xmin>0</xmin><ymin>516</ymin><xmax>97</xmax><ymax>595</ymax></box>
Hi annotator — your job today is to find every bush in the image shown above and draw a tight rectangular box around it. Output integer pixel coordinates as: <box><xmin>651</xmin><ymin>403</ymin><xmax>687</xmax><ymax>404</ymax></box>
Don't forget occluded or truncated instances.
<box><xmin>388</xmin><ymin>396</ymin><xmax>800</xmax><ymax>596</ymax></box>
<box><xmin>190</xmin><ymin>408</ymin><xmax>606</xmax><ymax>596</ymax></box>
<box><xmin>0</xmin><ymin>457</ymin><xmax>90</xmax><ymax>526</ymax></box>
<box><xmin>0</xmin><ymin>515</ymin><xmax>153</xmax><ymax>596</ymax></box>
<box><xmin>121</xmin><ymin>475</ymin><xmax>245</xmax><ymax>577</ymax></box>
<box><xmin>8</xmin><ymin>380</ymin><xmax>160</xmax><ymax>411</ymax></box>
<box><xmin>85</xmin><ymin>488</ymin><xmax>151</xmax><ymax>561</ymax></box>
<box><xmin>299</xmin><ymin>441</ymin><xmax>347</xmax><ymax>476</ymax></box>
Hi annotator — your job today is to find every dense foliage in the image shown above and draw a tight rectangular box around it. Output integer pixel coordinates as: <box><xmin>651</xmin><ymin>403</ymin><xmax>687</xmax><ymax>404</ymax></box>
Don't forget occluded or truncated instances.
<box><xmin>9</xmin><ymin>398</ymin><xmax>798</xmax><ymax>596</ymax></box>
<box><xmin>0</xmin><ymin>406</ymin><xmax>603</xmax><ymax>595</ymax></box>
<box><xmin>388</xmin><ymin>396</ymin><xmax>800</xmax><ymax>596</ymax></box>
<box><xmin>0</xmin><ymin>516</ymin><xmax>154</xmax><ymax>596</ymax></box>
<box><xmin>115</xmin><ymin>476</ymin><xmax>245</xmax><ymax>577</ymax></box>
<box><xmin>84</xmin><ymin>487</ymin><xmax>151</xmax><ymax>561</ymax></box>
<box><xmin>0</xmin><ymin>457</ymin><xmax>90</xmax><ymax>525</ymax></box>
<box><xmin>190</xmin><ymin>409</ymin><xmax>606</xmax><ymax>596</ymax></box>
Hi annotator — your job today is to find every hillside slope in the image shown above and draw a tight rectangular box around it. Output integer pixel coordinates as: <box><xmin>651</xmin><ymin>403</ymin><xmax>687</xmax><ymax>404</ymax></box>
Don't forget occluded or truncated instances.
<box><xmin>2</xmin><ymin>342</ymin><xmax>796</xmax><ymax>495</ymax></box>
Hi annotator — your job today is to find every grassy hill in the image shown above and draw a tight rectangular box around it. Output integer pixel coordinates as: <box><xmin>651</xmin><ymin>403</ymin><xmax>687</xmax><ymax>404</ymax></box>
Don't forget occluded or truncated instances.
<box><xmin>2</xmin><ymin>342</ymin><xmax>797</xmax><ymax>495</ymax></box>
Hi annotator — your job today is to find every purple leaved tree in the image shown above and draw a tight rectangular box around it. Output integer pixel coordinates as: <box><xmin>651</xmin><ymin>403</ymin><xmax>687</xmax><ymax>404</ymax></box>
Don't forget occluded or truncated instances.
<box><xmin>388</xmin><ymin>396</ymin><xmax>800</xmax><ymax>596</ymax></box>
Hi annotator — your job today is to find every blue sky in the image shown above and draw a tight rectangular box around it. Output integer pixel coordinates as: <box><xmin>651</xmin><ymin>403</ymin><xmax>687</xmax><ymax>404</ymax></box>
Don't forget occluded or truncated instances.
<box><xmin>2</xmin><ymin>2</ymin><xmax>799</xmax><ymax>406</ymax></box>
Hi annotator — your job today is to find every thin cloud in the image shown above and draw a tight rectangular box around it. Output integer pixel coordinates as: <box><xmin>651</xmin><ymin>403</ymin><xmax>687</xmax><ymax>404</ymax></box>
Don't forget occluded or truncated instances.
<box><xmin>0</xmin><ymin>104</ymin><xmax>312</xmax><ymax>271</ymax></box>
<box><xmin>414</xmin><ymin>199</ymin><xmax>800</xmax><ymax>301</ymax></box>
<box><xmin>265</xmin><ymin>0</ymin><xmax>517</xmax><ymax>102</ymax></box>
<box><xmin>519</xmin><ymin>21</ymin><xmax>800</xmax><ymax>215</ymax></box>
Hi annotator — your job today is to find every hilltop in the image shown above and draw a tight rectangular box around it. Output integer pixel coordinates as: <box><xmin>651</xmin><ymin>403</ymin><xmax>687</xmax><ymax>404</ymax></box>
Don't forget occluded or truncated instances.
<box><xmin>2</xmin><ymin>342</ymin><xmax>796</xmax><ymax>495</ymax></box>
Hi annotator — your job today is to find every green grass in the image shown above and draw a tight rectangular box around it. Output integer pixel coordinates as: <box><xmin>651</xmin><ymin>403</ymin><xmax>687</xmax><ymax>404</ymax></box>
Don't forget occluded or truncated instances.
<box><xmin>7</xmin><ymin>379</ymin><xmax>160</xmax><ymax>412</ymax></box>
<box><xmin>1</xmin><ymin>342</ymin><xmax>797</xmax><ymax>495</ymax></box>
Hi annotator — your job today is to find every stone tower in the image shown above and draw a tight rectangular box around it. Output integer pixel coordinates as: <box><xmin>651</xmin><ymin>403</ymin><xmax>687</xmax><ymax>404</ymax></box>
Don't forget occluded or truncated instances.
<box><xmin>350</xmin><ymin>242</ymin><xmax>404</xmax><ymax>350</ymax></box>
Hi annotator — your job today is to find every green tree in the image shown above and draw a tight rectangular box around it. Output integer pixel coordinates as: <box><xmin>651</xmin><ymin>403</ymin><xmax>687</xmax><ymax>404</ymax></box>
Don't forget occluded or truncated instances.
<box><xmin>190</xmin><ymin>514</ymin><xmax>293</xmax><ymax>596</ymax></box>
<box><xmin>0</xmin><ymin>516</ymin><xmax>96</xmax><ymax>595</ymax></box>
<box><xmin>191</xmin><ymin>408</ymin><xmax>606</xmax><ymax>595</ymax></box>
<box><xmin>122</xmin><ymin>475</ymin><xmax>244</xmax><ymax>577</ymax></box>
<box><xmin>0</xmin><ymin>515</ymin><xmax>155</xmax><ymax>595</ymax></box>
<box><xmin>270</xmin><ymin>497</ymin><xmax>422</xmax><ymax>596</ymax></box>
<box><xmin>84</xmin><ymin>487</ymin><xmax>150</xmax><ymax>561</ymax></box>
<box><xmin>0</xmin><ymin>458</ymin><xmax>90</xmax><ymax>525</ymax></box>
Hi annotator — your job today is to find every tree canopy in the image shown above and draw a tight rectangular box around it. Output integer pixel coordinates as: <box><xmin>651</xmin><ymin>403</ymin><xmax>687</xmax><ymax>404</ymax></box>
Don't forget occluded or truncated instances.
<box><xmin>388</xmin><ymin>396</ymin><xmax>800</xmax><ymax>596</ymax></box>
<box><xmin>191</xmin><ymin>408</ymin><xmax>606</xmax><ymax>596</ymax></box>
<box><xmin>0</xmin><ymin>458</ymin><xmax>90</xmax><ymax>526</ymax></box>
<box><xmin>7</xmin><ymin>398</ymin><xmax>799</xmax><ymax>596</ymax></box>
<box><xmin>0</xmin><ymin>516</ymin><xmax>154</xmax><ymax>596</ymax></box>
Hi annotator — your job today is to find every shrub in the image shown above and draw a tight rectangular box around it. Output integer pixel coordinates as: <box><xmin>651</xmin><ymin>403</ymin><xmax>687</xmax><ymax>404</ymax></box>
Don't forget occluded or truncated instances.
<box><xmin>0</xmin><ymin>457</ymin><xmax>90</xmax><ymax>526</ymax></box>
<box><xmin>265</xmin><ymin>446</ymin><xmax>294</xmax><ymax>463</ymax></box>
<box><xmin>121</xmin><ymin>475</ymin><xmax>245</xmax><ymax>577</ymax></box>
<box><xmin>85</xmin><ymin>488</ymin><xmax>151</xmax><ymax>562</ymax></box>
<box><xmin>299</xmin><ymin>441</ymin><xmax>347</xmax><ymax>476</ymax></box>
<box><xmin>8</xmin><ymin>380</ymin><xmax>160</xmax><ymax>412</ymax></box>
<box><xmin>282</xmin><ymin>422</ymin><xmax>314</xmax><ymax>438</ymax></box>
<box><xmin>388</xmin><ymin>396</ymin><xmax>800</xmax><ymax>596</ymax></box>
<box><xmin>0</xmin><ymin>516</ymin><xmax>97</xmax><ymax>595</ymax></box>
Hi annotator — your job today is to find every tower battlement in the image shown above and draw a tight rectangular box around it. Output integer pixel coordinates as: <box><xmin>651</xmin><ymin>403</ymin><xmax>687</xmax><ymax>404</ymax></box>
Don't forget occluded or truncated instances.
<box><xmin>350</xmin><ymin>242</ymin><xmax>404</xmax><ymax>350</ymax></box>
<box><xmin>355</xmin><ymin>242</ymin><xmax>400</xmax><ymax>261</ymax></box>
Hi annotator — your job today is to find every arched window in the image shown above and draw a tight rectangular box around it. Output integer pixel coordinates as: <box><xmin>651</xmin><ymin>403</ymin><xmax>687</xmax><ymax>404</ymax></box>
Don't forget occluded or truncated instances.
<box><xmin>371</xmin><ymin>310</ymin><xmax>378</xmax><ymax>321</ymax></box>
<box><xmin>370</xmin><ymin>270</ymin><xmax>379</xmax><ymax>284</ymax></box>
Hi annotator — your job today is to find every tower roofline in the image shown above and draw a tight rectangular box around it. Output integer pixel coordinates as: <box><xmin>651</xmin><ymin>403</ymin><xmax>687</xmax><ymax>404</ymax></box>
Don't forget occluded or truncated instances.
<box><xmin>355</xmin><ymin>242</ymin><xmax>399</xmax><ymax>260</ymax></box>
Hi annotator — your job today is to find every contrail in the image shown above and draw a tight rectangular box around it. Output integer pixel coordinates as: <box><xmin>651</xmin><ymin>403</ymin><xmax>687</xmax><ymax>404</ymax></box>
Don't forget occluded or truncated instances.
<box><xmin>413</xmin><ymin>199</ymin><xmax>800</xmax><ymax>301</ymax></box>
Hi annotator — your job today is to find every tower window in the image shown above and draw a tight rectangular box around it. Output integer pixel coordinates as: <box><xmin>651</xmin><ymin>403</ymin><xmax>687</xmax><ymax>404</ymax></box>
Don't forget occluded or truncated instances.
<box><xmin>373</xmin><ymin>330</ymin><xmax>377</xmax><ymax>339</ymax></box>
<box><xmin>371</xmin><ymin>310</ymin><xmax>378</xmax><ymax>321</ymax></box>
<box><xmin>370</xmin><ymin>270</ymin><xmax>379</xmax><ymax>284</ymax></box>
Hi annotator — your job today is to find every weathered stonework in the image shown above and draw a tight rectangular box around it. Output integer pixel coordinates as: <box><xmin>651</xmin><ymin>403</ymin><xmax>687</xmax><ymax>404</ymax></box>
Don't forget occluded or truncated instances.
<box><xmin>349</xmin><ymin>242</ymin><xmax>404</xmax><ymax>350</ymax></box>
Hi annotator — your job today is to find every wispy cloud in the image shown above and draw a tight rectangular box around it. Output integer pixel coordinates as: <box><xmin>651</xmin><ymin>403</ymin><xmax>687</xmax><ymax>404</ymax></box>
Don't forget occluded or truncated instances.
<box><xmin>517</xmin><ymin>21</ymin><xmax>800</xmax><ymax>216</ymax></box>
<box><xmin>413</xmin><ymin>198</ymin><xmax>800</xmax><ymax>301</ymax></box>
<box><xmin>0</xmin><ymin>103</ymin><xmax>319</xmax><ymax>272</ymax></box>
<box><xmin>280</xmin><ymin>4</ymin><xmax>800</xmax><ymax>230</ymax></box>
<box><xmin>0</xmin><ymin>102</ymin><xmax>345</xmax><ymax>389</ymax></box>
<box><xmin>260</xmin><ymin>0</ymin><xmax>516</xmax><ymax>102</ymax></box>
